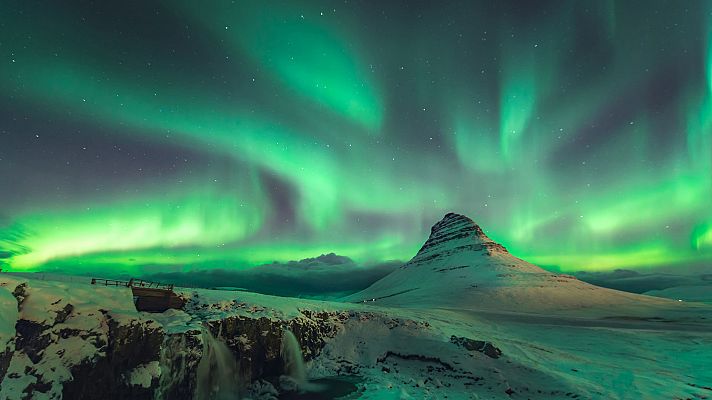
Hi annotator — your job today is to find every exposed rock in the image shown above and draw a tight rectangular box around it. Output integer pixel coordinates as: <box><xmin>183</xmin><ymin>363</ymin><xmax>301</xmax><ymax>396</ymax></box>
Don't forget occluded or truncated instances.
<box><xmin>377</xmin><ymin>351</ymin><xmax>455</xmax><ymax>371</ymax></box>
<box><xmin>54</xmin><ymin>304</ymin><xmax>74</xmax><ymax>325</ymax></box>
<box><xmin>156</xmin><ymin>330</ymin><xmax>203</xmax><ymax>399</ymax></box>
<box><xmin>149</xmin><ymin>306</ymin><xmax>351</xmax><ymax>398</ymax></box>
<box><xmin>450</xmin><ymin>336</ymin><xmax>502</xmax><ymax>359</ymax></box>
<box><xmin>60</xmin><ymin>316</ymin><xmax>164</xmax><ymax>400</ymax></box>
<box><xmin>247</xmin><ymin>379</ymin><xmax>280</xmax><ymax>400</ymax></box>
<box><xmin>199</xmin><ymin>310</ymin><xmax>346</xmax><ymax>383</ymax></box>
<box><xmin>1</xmin><ymin>280</ymin><xmax>166</xmax><ymax>400</ymax></box>
<box><xmin>411</xmin><ymin>213</ymin><xmax>508</xmax><ymax>263</ymax></box>
<box><xmin>14</xmin><ymin>319</ymin><xmax>51</xmax><ymax>364</ymax></box>
<box><xmin>0</xmin><ymin>346</ymin><xmax>11</xmax><ymax>384</ymax></box>
<box><xmin>108</xmin><ymin>316</ymin><xmax>164</xmax><ymax>370</ymax></box>
<box><xmin>11</xmin><ymin>283</ymin><xmax>27</xmax><ymax>311</ymax></box>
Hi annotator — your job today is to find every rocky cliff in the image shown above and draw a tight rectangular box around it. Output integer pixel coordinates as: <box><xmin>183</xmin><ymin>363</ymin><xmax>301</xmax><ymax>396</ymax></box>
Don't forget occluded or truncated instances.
<box><xmin>0</xmin><ymin>276</ymin><xmax>359</xmax><ymax>399</ymax></box>
<box><xmin>0</xmin><ymin>273</ymin><xmax>529</xmax><ymax>400</ymax></box>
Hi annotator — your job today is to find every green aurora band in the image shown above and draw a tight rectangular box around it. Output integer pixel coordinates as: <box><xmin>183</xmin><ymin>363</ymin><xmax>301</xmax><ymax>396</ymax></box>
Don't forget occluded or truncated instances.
<box><xmin>0</xmin><ymin>1</ymin><xmax>711</xmax><ymax>275</ymax></box>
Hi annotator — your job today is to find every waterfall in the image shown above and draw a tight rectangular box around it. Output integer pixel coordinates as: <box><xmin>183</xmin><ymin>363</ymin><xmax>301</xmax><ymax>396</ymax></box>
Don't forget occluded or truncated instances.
<box><xmin>280</xmin><ymin>328</ymin><xmax>307</xmax><ymax>387</ymax></box>
<box><xmin>196</xmin><ymin>326</ymin><xmax>241</xmax><ymax>400</ymax></box>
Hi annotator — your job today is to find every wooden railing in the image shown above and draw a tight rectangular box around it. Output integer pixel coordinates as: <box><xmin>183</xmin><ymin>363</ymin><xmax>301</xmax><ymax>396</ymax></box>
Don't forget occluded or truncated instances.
<box><xmin>91</xmin><ymin>278</ymin><xmax>174</xmax><ymax>291</ymax></box>
<box><xmin>128</xmin><ymin>278</ymin><xmax>174</xmax><ymax>291</ymax></box>
<box><xmin>90</xmin><ymin>278</ymin><xmax>129</xmax><ymax>287</ymax></box>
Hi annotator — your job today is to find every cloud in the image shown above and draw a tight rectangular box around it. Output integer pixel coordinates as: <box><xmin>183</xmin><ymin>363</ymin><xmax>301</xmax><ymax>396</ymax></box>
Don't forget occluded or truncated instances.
<box><xmin>574</xmin><ymin>269</ymin><xmax>712</xmax><ymax>293</ymax></box>
<box><xmin>144</xmin><ymin>253</ymin><xmax>401</xmax><ymax>300</ymax></box>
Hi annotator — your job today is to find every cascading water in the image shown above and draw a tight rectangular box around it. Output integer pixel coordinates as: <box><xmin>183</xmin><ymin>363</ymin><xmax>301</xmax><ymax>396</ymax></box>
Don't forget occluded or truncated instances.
<box><xmin>280</xmin><ymin>328</ymin><xmax>307</xmax><ymax>388</ymax></box>
<box><xmin>196</xmin><ymin>326</ymin><xmax>241</xmax><ymax>400</ymax></box>
<box><xmin>279</xmin><ymin>328</ymin><xmax>330</xmax><ymax>395</ymax></box>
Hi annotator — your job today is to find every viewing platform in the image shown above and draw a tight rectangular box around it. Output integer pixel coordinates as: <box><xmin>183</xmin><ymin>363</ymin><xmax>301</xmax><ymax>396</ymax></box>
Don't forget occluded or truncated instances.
<box><xmin>91</xmin><ymin>277</ymin><xmax>184</xmax><ymax>312</ymax></box>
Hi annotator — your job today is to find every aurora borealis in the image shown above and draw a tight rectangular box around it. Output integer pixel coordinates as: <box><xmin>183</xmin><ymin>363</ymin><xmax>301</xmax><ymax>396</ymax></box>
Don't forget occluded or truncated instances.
<box><xmin>1</xmin><ymin>1</ymin><xmax>711</xmax><ymax>275</ymax></box>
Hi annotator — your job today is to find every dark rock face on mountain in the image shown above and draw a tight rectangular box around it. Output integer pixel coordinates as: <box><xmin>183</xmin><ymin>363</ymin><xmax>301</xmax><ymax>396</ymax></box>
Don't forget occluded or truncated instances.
<box><xmin>419</xmin><ymin>213</ymin><xmax>498</xmax><ymax>252</ymax></box>
<box><xmin>408</xmin><ymin>213</ymin><xmax>508</xmax><ymax>266</ymax></box>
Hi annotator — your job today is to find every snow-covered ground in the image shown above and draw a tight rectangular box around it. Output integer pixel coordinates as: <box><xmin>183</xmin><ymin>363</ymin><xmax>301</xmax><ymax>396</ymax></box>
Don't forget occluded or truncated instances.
<box><xmin>645</xmin><ymin>285</ymin><xmax>712</xmax><ymax>304</ymax></box>
<box><xmin>179</xmin><ymin>282</ymin><xmax>712</xmax><ymax>399</ymax></box>
<box><xmin>0</xmin><ymin>275</ymin><xmax>148</xmax><ymax>399</ymax></box>
<box><xmin>334</xmin><ymin>214</ymin><xmax>712</xmax><ymax>399</ymax></box>
<box><xmin>1</xmin><ymin>271</ymin><xmax>712</xmax><ymax>399</ymax></box>
<box><xmin>1</xmin><ymin>214</ymin><xmax>711</xmax><ymax>399</ymax></box>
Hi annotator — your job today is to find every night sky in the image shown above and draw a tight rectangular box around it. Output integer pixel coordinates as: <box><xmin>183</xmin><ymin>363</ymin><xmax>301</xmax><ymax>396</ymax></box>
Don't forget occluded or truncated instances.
<box><xmin>1</xmin><ymin>0</ymin><xmax>711</xmax><ymax>275</ymax></box>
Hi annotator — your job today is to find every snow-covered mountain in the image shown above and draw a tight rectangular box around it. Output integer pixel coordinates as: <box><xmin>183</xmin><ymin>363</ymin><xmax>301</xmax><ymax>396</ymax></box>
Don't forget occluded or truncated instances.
<box><xmin>2</xmin><ymin>215</ymin><xmax>711</xmax><ymax>399</ymax></box>
<box><xmin>345</xmin><ymin>213</ymin><xmax>674</xmax><ymax>314</ymax></box>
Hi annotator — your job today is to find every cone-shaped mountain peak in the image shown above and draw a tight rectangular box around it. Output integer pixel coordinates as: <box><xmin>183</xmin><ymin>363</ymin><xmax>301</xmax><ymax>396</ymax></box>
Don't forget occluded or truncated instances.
<box><xmin>412</xmin><ymin>213</ymin><xmax>507</xmax><ymax>262</ymax></box>
<box><xmin>346</xmin><ymin>212</ymin><xmax>666</xmax><ymax>313</ymax></box>
<box><xmin>430</xmin><ymin>213</ymin><xmax>491</xmax><ymax>241</ymax></box>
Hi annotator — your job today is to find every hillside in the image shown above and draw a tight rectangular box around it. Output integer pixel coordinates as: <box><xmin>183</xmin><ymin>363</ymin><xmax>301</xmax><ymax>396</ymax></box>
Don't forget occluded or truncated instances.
<box><xmin>345</xmin><ymin>213</ymin><xmax>677</xmax><ymax>315</ymax></box>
